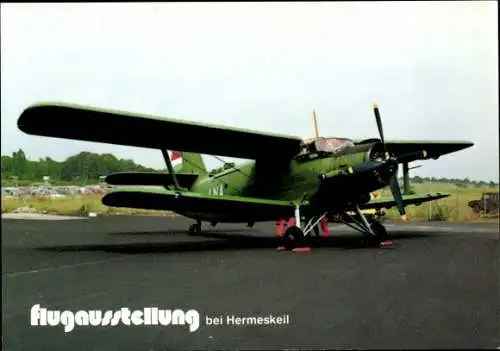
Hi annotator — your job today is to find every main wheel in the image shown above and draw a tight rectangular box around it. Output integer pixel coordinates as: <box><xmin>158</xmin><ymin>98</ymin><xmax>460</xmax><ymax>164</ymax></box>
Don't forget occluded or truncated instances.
<box><xmin>369</xmin><ymin>220</ymin><xmax>388</xmax><ymax>243</ymax></box>
<box><xmin>283</xmin><ymin>226</ymin><xmax>306</xmax><ymax>249</ymax></box>
<box><xmin>188</xmin><ymin>223</ymin><xmax>201</xmax><ymax>235</ymax></box>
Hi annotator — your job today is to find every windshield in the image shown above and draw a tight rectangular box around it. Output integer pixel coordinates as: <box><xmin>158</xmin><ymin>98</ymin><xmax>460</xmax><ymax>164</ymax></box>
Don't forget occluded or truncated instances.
<box><xmin>314</xmin><ymin>138</ymin><xmax>354</xmax><ymax>153</ymax></box>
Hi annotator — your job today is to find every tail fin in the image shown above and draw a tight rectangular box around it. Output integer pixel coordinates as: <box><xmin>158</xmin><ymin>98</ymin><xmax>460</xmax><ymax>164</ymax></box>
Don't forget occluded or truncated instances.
<box><xmin>171</xmin><ymin>151</ymin><xmax>207</xmax><ymax>175</ymax></box>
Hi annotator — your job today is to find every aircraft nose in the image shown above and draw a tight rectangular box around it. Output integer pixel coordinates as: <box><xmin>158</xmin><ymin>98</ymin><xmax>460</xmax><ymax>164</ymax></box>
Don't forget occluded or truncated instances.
<box><xmin>352</xmin><ymin>159</ymin><xmax>396</xmax><ymax>183</ymax></box>
<box><xmin>370</xmin><ymin>159</ymin><xmax>396</xmax><ymax>185</ymax></box>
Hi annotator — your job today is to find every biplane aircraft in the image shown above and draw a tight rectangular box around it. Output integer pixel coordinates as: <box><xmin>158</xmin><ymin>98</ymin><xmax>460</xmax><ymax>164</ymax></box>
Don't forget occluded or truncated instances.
<box><xmin>17</xmin><ymin>102</ymin><xmax>473</xmax><ymax>249</ymax></box>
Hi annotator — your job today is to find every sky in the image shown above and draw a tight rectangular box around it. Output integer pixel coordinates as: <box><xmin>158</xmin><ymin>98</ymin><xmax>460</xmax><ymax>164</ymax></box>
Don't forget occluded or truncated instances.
<box><xmin>1</xmin><ymin>1</ymin><xmax>498</xmax><ymax>182</ymax></box>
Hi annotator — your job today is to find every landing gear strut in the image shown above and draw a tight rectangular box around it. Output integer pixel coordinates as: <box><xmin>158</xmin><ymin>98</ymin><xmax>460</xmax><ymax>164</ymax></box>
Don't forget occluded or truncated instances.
<box><xmin>339</xmin><ymin>206</ymin><xmax>392</xmax><ymax>246</ymax></box>
<box><xmin>188</xmin><ymin>220</ymin><xmax>202</xmax><ymax>235</ymax></box>
<box><xmin>280</xmin><ymin>205</ymin><xmax>329</xmax><ymax>251</ymax></box>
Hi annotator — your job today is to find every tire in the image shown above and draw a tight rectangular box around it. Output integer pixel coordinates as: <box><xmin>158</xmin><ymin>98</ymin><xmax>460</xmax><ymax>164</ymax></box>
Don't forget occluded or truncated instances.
<box><xmin>283</xmin><ymin>226</ymin><xmax>306</xmax><ymax>249</ymax></box>
<box><xmin>188</xmin><ymin>223</ymin><xmax>201</xmax><ymax>235</ymax></box>
<box><xmin>370</xmin><ymin>221</ymin><xmax>388</xmax><ymax>242</ymax></box>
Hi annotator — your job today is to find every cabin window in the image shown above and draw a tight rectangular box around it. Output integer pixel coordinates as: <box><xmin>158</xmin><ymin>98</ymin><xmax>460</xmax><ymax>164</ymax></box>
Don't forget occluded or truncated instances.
<box><xmin>296</xmin><ymin>137</ymin><xmax>354</xmax><ymax>162</ymax></box>
<box><xmin>315</xmin><ymin>138</ymin><xmax>354</xmax><ymax>154</ymax></box>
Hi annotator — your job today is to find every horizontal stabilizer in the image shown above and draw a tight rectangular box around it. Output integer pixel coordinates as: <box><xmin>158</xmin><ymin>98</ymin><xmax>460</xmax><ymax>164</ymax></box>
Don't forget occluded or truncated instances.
<box><xmin>359</xmin><ymin>192</ymin><xmax>450</xmax><ymax>211</ymax></box>
<box><xmin>105</xmin><ymin>172</ymin><xmax>199</xmax><ymax>188</ymax></box>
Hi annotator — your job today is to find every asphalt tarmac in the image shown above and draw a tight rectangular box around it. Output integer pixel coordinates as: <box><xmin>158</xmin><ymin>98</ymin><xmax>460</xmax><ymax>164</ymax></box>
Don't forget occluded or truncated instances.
<box><xmin>2</xmin><ymin>216</ymin><xmax>499</xmax><ymax>350</ymax></box>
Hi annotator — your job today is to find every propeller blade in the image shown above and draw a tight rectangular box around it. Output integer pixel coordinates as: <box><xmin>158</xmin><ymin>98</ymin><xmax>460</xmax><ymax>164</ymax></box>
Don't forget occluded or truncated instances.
<box><xmin>389</xmin><ymin>174</ymin><xmax>406</xmax><ymax>217</ymax></box>
<box><xmin>373</xmin><ymin>103</ymin><xmax>388</xmax><ymax>156</ymax></box>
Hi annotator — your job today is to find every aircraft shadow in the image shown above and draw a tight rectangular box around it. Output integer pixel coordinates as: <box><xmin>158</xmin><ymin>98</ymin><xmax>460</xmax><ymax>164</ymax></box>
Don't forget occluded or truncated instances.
<box><xmin>108</xmin><ymin>228</ymin><xmax>253</xmax><ymax>236</ymax></box>
<box><xmin>35</xmin><ymin>231</ymin><xmax>435</xmax><ymax>255</ymax></box>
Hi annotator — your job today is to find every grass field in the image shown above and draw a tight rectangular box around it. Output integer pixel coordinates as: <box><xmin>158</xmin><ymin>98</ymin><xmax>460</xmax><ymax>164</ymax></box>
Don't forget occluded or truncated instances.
<box><xmin>1</xmin><ymin>194</ymin><xmax>175</xmax><ymax>217</ymax></box>
<box><xmin>379</xmin><ymin>182</ymin><xmax>498</xmax><ymax>222</ymax></box>
<box><xmin>1</xmin><ymin>182</ymin><xmax>498</xmax><ymax>222</ymax></box>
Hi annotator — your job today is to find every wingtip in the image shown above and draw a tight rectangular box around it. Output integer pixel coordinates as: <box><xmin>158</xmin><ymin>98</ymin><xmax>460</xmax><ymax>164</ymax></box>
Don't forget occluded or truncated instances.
<box><xmin>22</xmin><ymin>101</ymin><xmax>70</xmax><ymax>112</ymax></box>
<box><xmin>455</xmin><ymin>141</ymin><xmax>475</xmax><ymax>151</ymax></box>
<box><xmin>17</xmin><ymin>102</ymin><xmax>52</xmax><ymax>129</ymax></box>
<box><xmin>17</xmin><ymin>103</ymin><xmax>54</xmax><ymax>135</ymax></box>
<box><xmin>17</xmin><ymin>107</ymin><xmax>34</xmax><ymax>134</ymax></box>
<box><xmin>459</xmin><ymin>140</ymin><xmax>474</xmax><ymax>148</ymax></box>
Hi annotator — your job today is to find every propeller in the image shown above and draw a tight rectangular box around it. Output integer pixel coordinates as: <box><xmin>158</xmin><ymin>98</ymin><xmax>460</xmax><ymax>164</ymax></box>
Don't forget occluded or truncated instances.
<box><xmin>372</xmin><ymin>103</ymin><xmax>421</xmax><ymax>221</ymax></box>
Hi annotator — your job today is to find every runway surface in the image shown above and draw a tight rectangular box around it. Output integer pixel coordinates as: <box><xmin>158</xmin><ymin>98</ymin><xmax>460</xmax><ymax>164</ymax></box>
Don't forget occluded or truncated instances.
<box><xmin>2</xmin><ymin>216</ymin><xmax>499</xmax><ymax>350</ymax></box>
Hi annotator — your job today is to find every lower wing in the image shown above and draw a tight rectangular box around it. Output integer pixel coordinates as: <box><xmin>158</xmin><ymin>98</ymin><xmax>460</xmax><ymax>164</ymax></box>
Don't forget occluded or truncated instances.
<box><xmin>102</xmin><ymin>187</ymin><xmax>298</xmax><ymax>222</ymax></box>
<box><xmin>359</xmin><ymin>192</ymin><xmax>450</xmax><ymax>211</ymax></box>
<box><xmin>105</xmin><ymin>172</ymin><xmax>199</xmax><ymax>189</ymax></box>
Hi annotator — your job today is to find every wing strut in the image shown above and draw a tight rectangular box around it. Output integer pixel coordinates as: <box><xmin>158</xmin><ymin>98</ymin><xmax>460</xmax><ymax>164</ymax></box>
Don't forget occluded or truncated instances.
<box><xmin>161</xmin><ymin>149</ymin><xmax>181</xmax><ymax>190</ymax></box>
<box><xmin>402</xmin><ymin>162</ymin><xmax>410</xmax><ymax>195</ymax></box>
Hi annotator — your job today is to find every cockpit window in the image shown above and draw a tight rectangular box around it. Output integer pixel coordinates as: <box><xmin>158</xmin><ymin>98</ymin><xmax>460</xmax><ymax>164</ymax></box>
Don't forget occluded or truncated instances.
<box><xmin>315</xmin><ymin>138</ymin><xmax>354</xmax><ymax>153</ymax></box>
<box><xmin>296</xmin><ymin>137</ymin><xmax>355</xmax><ymax>162</ymax></box>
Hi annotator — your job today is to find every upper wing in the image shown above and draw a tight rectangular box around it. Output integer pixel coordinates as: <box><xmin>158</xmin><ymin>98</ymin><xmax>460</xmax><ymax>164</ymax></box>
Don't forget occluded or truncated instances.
<box><xmin>18</xmin><ymin>102</ymin><xmax>302</xmax><ymax>160</ymax></box>
<box><xmin>102</xmin><ymin>187</ymin><xmax>298</xmax><ymax>221</ymax></box>
<box><xmin>355</xmin><ymin>139</ymin><xmax>473</xmax><ymax>162</ymax></box>
<box><xmin>385</xmin><ymin>140</ymin><xmax>474</xmax><ymax>160</ymax></box>
<box><xmin>359</xmin><ymin>192</ymin><xmax>450</xmax><ymax>210</ymax></box>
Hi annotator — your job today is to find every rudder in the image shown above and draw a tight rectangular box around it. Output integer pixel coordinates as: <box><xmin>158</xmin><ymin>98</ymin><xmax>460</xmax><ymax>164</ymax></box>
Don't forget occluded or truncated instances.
<box><xmin>171</xmin><ymin>151</ymin><xmax>207</xmax><ymax>175</ymax></box>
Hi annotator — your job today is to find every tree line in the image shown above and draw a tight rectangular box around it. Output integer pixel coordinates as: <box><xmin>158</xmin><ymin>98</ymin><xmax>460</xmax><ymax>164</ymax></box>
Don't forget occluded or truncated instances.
<box><xmin>1</xmin><ymin>148</ymin><xmax>498</xmax><ymax>187</ymax></box>
<box><xmin>410</xmin><ymin>175</ymin><xmax>497</xmax><ymax>188</ymax></box>
<box><xmin>1</xmin><ymin>149</ymin><xmax>157</xmax><ymax>185</ymax></box>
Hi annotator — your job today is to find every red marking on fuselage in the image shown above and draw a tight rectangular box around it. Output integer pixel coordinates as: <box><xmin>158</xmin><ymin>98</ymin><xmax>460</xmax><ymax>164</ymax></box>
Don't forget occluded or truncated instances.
<box><xmin>171</xmin><ymin>151</ymin><xmax>183</xmax><ymax>161</ymax></box>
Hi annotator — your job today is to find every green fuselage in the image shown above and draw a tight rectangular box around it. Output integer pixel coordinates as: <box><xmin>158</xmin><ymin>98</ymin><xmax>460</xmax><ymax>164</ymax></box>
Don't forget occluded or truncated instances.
<box><xmin>191</xmin><ymin>153</ymin><xmax>363</xmax><ymax>198</ymax></box>
<box><xmin>181</xmin><ymin>142</ymin><xmax>386</xmax><ymax>222</ymax></box>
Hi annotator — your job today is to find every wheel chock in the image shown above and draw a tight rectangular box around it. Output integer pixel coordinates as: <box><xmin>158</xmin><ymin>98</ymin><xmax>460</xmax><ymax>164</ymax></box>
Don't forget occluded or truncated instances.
<box><xmin>292</xmin><ymin>247</ymin><xmax>312</xmax><ymax>253</ymax></box>
<box><xmin>380</xmin><ymin>240</ymin><xmax>394</xmax><ymax>247</ymax></box>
